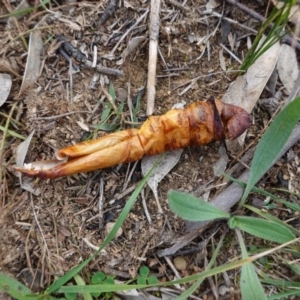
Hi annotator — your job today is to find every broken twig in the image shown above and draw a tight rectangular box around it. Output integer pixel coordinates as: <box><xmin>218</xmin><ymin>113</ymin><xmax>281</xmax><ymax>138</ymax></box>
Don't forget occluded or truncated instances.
<box><xmin>146</xmin><ymin>0</ymin><xmax>161</xmax><ymax>116</ymax></box>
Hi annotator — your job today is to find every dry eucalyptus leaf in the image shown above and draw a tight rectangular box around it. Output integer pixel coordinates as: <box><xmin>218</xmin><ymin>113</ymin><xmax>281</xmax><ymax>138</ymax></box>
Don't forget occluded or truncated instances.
<box><xmin>222</xmin><ymin>40</ymin><xmax>281</xmax><ymax>148</ymax></box>
<box><xmin>141</xmin><ymin>149</ymin><xmax>183</xmax><ymax>200</ymax></box>
<box><xmin>76</xmin><ymin>121</ymin><xmax>90</xmax><ymax>132</ymax></box>
<box><xmin>213</xmin><ymin>144</ymin><xmax>229</xmax><ymax>177</ymax></box>
<box><xmin>7</xmin><ymin>0</ymin><xmax>30</xmax><ymax>28</ymax></box>
<box><xmin>121</xmin><ymin>36</ymin><xmax>146</xmax><ymax>61</ymax></box>
<box><xmin>277</xmin><ymin>44</ymin><xmax>298</xmax><ymax>93</ymax></box>
<box><xmin>0</xmin><ymin>73</ymin><xmax>12</xmax><ymax>107</ymax></box>
<box><xmin>20</xmin><ymin>180</ymin><xmax>41</xmax><ymax>196</ymax></box>
<box><xmin>15</xmin><ymin>130</ymin><xmax>35</xmax><ymax>169</ymax></box>
<box><xmin>223</xmin><ymin>40</ymin><xmax>281</xmax><ymax>113</ymax></box>
<box><xmin>19</xmin><ymin>16</ymin><xmax>47</xmax><ymax>94</ymax></box>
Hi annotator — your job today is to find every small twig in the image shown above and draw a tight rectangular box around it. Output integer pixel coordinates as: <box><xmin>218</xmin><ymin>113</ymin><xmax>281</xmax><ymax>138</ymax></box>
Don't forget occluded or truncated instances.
<box><xmin>111</xmin><ymin>9</ymin><xmax>149</xmax><ymax>55</ymax></box>
<box><xmin>82</xmin><ymin>238</ymin><xmax>107</xmax><ymax>253</ymax></box>
<box><xmin>146</xmin><ymin>0</ymin><xmax>161</xmax><ymax>116</ymax></box>
<box><xmin>99</xmin><ymin>0</ymin><xmax>118</xmax><ymax>26</ymax></box>
<box><xmin>141</xmin><ymin>188</ymin><xmax>152</xmax><ymax>223</ymax></box>
<box><xmin>83</xmin><ymin>60</ymin><xmax>124</xmax><ymax>76</ymax></box>
<box><xmin>220</xmin><ymin>43</ymin><xmax>243</xmax><ymax>64</ymax></box>
<box><xmin>68</xmin><ymin>58</ymin><xmax>73</xmax><ymax>103</ymax></box>
<box><xmin>32</xmin><ymin>111</ymin><xmax>91</xmax><ymax>120</ymax></box>
<box><xmin>123</xmin><ymin>160</ymin><xmax>139</xmax><ymax>191</ymax></box>
<box><xmin>101</xmin><ymin>85</ymin><xmax>118</xmax><ymax>114</ymax></box>
<box><xmin>164</xmin><ymin>257</ymin><xmax>182</xmax><ymax>289</ymax></box>
<box><xmin>98</xmin><ymin>178</ymin><xmax>105</xmax><ymax>237</ymax></box>
<box><xmin>165</xmin><ymin>0</ymin><xmax>189</xmax><ymax>13</ymax></box>
<box><xmin>203</xmin><ymin>10</ymin><xmax>257</xmax><ymax>34</ymax></box>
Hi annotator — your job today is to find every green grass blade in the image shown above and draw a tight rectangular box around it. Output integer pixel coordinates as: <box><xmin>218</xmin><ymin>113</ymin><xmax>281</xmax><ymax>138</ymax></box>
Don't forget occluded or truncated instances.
<box><xmin>0</xmin><ymin>0</ymin><xmax>50</xmax><ymax>19</ymax></box>
<box><xmin>167</xmin><ymin>190</ymin><xmax>230</xmax><ymax>222</ymax></box>
<box><xmin>108</xmin><ymin>81</ymin><xmax>116</xmax><ymax>101</ymax></box>
<box><xmin>45</xmin><ymin>155</ymin><xmax>162</xmax><ymax>295</ymax></box>
<box><xmin>241</xmin><ymin>262</ymin><xmax>267</xmax><ymax>300</ymax></box>
<box><xmin>241</xmin><ymin>96</ymin><xmax>300</xmax><ymax>205</ymax></box>
<box><xmin>57</xmin><ymin>238</ymin><xmax>300</xmax><ymax>294</ymax></box>
<box><xmin>229</xmin><ymin>216</ymin><xmax>295</xmax><ymax>243</ymax></box>
<box><xmin>73</xmin><ymin>275</ymin><xmax>93</xmax><ymax>300</ymax></box>
<box><xmin>223</xmin><ymin>173</ymin><xmax>300</xmax><ymax>215</ymax></box>
<box><xmin>267</xmin><ymin>290</ymin><xmax>300</xmax><ymax>300</ymax></box>
<box><xmin>236</xmin><ymin>230</ymin><xmax>267</xmax><ymax>300</ymax></box>
<box><xmin>0</xmin><ymin>125</ymin><xmax>26</xmax><ymax>140</ymax></box>
<box><xmin>0</xmin><ymin>273</ymin><xmax>33</xmax><ymax>299</ymax></box>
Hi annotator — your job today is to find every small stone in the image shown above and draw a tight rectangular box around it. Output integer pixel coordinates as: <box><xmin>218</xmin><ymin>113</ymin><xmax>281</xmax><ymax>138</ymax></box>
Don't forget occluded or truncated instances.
<box><xmin>218</xmin><ymin>284</ymin><xmax>230</xmax><ymax>296</ymax></box>
<box><xmin>105</xmin><ymin>222</ymin><xmax>123</xmax><ymax>238</ymax></box>
<box><xmin>173</xmin><ymin>256</ymin><xmax>187</xmax><ymax>271</ymax></box>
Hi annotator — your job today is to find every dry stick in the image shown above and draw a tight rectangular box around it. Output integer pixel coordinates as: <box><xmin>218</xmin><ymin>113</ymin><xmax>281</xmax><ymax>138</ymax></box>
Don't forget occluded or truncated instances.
<box><xmin>98</xmin><ymin>178</ymin><xmax>105</xmax><ymax>237</ymax></box>
<box><xmin>146</xmin><ymin>0</ymin><xmax>161</xmax><ymax>116</ymax></box>
<box><xmin>223</xmin><ymin>0</ymin><xmax>300</xmax><ymax>51</ymax></box>
<box><xmin>157</xmin><ymin>123</ymin><xmax>300</xmax><ymax>257</ymax></box>
<box><xmin>166</xmin><ymin>0</ymin><xmax>189</xmax><ymax>13</ymax></box>
<box><xmin>83</xmin><ymin>60</ymin><xmax>124</xmax><ymax>77</ymax></box>
<box><xmin>32</xmin><ymin>111</ymin><xmax>91</xmax><ymax>120</ymax></box>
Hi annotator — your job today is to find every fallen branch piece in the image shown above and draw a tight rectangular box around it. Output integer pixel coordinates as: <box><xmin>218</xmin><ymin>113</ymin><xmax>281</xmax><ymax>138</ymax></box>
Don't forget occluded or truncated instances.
<box><xmin>12</xmin><ymin>97</ymin><xmax>250</xmax><ymax>179</ymax></box>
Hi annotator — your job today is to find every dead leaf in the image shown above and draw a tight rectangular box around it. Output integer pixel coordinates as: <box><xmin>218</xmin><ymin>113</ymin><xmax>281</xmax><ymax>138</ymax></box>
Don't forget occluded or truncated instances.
<box><xmin>14</xmin><ymin>130</ymin><xmax>41</xmax><ymax>195</ymax></box>
<box><xmin>19</xmin><ymin>15</ymin><xmax>49</xmax><ymax>94</ymax></box>
<box><xmin>213</xmin><ymin>145</ymin><xmax>228</xmax><ymax>176</ymax></box>
<box><xmin>0</xmin><ymin>73</ymin><xmax>12</xmax><ymax>107</ymax></box>
<box><xmin>120</xmin><ymin>36</ymin><xmax>146</xmax><ymax>63</ymax></box>
<box><xmin>141</xmin><ymin>149</ymin><xmax>183</xmax><ymax>200</ymax></box>
<box><xmin>277</xmin><ymin>44</ymin><xmax>298</xmax><ymax>93</ymax></box>
<box><xmin>223</xmin><ymin>40</ymin><xmax>281</xmax><ymax>113</ymax></box>
<box><xmin>222</xmin><ymin>40</ymin><xmax>281</xmax><ymax>148</ymax></box>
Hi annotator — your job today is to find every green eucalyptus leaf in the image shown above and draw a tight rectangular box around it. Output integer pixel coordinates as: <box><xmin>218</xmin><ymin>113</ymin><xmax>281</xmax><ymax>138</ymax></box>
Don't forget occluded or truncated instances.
<box><xmin>168</xmin><ymin>190</ymin><xmax>230</xmax><ymax>222</ymax></box>
<box><xmin>229</xmin><ymin>216</ymin><xmax>295</xmax><ymax>243</ymax></box>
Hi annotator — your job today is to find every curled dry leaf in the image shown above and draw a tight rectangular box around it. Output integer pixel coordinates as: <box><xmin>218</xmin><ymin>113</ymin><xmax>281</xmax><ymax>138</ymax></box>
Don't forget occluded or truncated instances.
<box><xmin>12</xmin><ymin>97</ymin><xmax>250</xmax><ymax>179</ymax></box>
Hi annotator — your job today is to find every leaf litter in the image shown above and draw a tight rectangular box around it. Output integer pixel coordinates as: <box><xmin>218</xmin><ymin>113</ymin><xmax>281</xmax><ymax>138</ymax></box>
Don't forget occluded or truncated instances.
<box><xmin>1</xmin><ymin>0</ymin><xmax>300</xmax><ymax>298</ymax></box>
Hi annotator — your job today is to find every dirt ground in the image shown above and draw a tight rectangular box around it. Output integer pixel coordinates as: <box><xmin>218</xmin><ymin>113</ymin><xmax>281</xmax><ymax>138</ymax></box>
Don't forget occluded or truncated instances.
<box><xmin>1</xmin><ymin>0</ymin><xmax>300</xmax><ymax>298</ymax></box>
